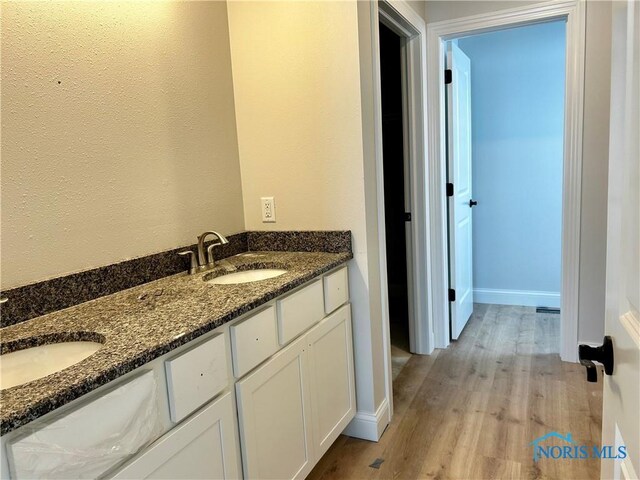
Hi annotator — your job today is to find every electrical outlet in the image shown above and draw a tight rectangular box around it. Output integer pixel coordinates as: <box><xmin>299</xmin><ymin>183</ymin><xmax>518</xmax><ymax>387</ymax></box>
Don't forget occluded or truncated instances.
<box><xmin>261</xmin><ymin>197</ymin><xmax>276</xmax><ymax>223</ymax></box>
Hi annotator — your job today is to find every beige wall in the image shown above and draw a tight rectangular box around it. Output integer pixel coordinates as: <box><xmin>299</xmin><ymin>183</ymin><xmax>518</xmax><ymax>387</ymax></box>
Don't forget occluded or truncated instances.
<box><xmin>406</xmin><ymin>0</ymin><xmax>427</xmax><ymax>21</ymax></box>
<box><xmin>425</xmin><ymin>0</ymin><xmax>539</xmax><ymax>23</ymax></box>
<box><xmin>424</xmin><ymin>0</ymin><xmax>612</xmax><ymax>344</ymax></box>
<box><xmin>227</xmin><ymin>1</ymin><xmax>366</xmax><ymax>235</ymax></box>
<box><xmin>0</xmin><ymin>1</ymin><xmax>245</xmax><ymax>289</ymax></box>
<box><xmin>227</xmin><ymin>0</ymin><xmax>386</xmax><ymax>417</ymax></box>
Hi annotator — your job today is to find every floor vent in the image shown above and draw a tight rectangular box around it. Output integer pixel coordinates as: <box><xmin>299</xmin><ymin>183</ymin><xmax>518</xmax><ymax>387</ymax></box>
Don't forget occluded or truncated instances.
<box><xmin>536</xmin><ymin>307</ymin><xmax>560</xmax><ymax>314</ymax></box>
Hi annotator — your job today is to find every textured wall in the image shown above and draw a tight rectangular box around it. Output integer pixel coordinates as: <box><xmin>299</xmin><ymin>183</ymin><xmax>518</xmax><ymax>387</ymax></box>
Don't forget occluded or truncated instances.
<box><xmin>458</xmin><ymin>22</ymin><xmax>565</xmax><ymax>297</ymax></box>
<box><xmin>227</xmin><ymin>1</ymin><xmax>388</xmax><ymax>418</ymax></box>
<box><xmin>227</xmin><ymin>1</ymin><xmax>366</xmax><ymax>236</ymax></box>
<box><xmin>405</xmin><ymin>0</ymin><xmax>426</xmax><ymax>21</ymax></box>
<box><xmin>1</xmin><ymin>1</ymin><xmax>245</xmax><ymax>289</ymax></box>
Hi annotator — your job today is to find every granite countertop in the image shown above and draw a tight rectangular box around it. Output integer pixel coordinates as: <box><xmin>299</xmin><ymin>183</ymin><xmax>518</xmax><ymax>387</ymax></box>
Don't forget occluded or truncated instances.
<box><xmin>0</xmin><ymin>250</ymin><xmax>352</xmax><ymax>435</ymax></box>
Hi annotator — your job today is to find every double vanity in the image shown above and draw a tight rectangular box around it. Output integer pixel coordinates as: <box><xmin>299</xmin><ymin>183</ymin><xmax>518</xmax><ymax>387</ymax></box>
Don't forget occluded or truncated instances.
<box><xmin>0</xmin><ymin>238</ymin><xmax>354</xmax><ymax>479</ymax></box>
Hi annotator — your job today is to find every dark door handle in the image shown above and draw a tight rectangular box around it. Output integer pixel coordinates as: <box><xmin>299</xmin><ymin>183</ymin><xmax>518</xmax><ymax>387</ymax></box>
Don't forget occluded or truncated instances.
<box><xmin>469</xmin><ymin>199</ymin><xmax>478</xmax><ymax>207</ymax></box>
<box><xmin>578</xmin><ymin>336</ymin><xmax>614</xmax><ymax>382</ymax></box>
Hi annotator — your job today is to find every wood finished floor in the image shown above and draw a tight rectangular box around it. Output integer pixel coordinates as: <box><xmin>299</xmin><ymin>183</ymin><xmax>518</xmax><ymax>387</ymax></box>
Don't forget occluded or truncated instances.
<box><xmin>308</xmin><ymin>304</ymin><xmax>603</xmax><ymax>480</ymax></box>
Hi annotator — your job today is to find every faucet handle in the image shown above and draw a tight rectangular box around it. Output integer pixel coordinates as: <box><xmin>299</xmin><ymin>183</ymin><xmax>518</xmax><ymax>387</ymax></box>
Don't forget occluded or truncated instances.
<box><xmin>178</xmin><ymin>250</ymin><xmax>198</xmax><ymax>275</ymax></box>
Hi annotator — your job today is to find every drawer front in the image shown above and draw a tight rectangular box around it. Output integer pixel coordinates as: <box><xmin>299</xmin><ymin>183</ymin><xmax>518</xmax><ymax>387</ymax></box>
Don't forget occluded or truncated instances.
<box><xmin>7</xmin><ymin>371</ymin><xmax>160</xmax><ymax>480</ymax></box>
<box><xmin>110</xmin><ymin>392</ymin><xmax>241</xmax><ymax>480</ymax></box>
<box><xmin>277</xmin><ymin>280</ymin><xmax>324</xmax><ymax>345</ymax></box>
<box><xmin>231</xmin><ymin>306</ymin><xmax>279</xmax><ymax>378</ymax></box>
<box><xmin>165</xmin><ymin>334</ymin><xmax>228</xmax><ymax>423</ymax></box>
<box><xmin>323</xmin><ymin>267</ymin><xmax>349</xmax><ymax>314</ymax></box>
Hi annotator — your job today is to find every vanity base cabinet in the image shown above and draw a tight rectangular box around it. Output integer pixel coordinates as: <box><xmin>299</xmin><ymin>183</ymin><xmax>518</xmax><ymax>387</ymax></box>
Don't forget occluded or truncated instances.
<box><xmin>307</xmin><ymin>304</ymin><xmax>356</xmax><ymax>458</ymax></box>
<box><xmin>235</xmin><ymin>336</ymin><xmax>314</xmax><ymax>480</ymax></box>
<box><xmin>236</xmin><ymin>303</ymin><xmax>355</xmax><ymax>480</ymax></box>
<box><xmin>110</xmin><ymin>391</ymin><xmax>241</xmax><ymax>480</ymax></box>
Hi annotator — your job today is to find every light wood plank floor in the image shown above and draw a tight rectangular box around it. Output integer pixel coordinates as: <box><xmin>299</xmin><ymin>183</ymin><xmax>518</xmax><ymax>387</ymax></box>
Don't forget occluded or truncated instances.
<box><xmin>308</xmin><ymin>304</ymin><xmax>603</xmax><ymax>480</ymax></box>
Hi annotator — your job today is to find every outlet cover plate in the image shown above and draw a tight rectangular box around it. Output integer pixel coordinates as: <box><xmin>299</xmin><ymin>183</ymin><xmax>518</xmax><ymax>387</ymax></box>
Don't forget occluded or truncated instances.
<box><xmin>261</xmin><ymin>197</ymin><xmax>276</xmax><ymax>223</ymax></box>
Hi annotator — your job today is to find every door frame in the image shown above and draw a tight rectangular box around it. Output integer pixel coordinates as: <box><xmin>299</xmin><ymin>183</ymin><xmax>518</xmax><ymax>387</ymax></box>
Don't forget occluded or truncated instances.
<box><xmin>426</xmin><ymin>0</ymin><xmax>586</xmax><ymax>362</ymax></box>
<box><xmin>366</xmin><ymin>0</ymin><xmax>432</xmax><ymax>423</ymax></box>
<box><xmin>377</xmin><ymin>0</ymin><xmax>432</xmax><ymax>360</ymax></box>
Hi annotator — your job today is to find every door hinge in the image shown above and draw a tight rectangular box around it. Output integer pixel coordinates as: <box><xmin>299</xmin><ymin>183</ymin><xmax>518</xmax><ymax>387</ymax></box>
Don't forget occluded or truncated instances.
<box><xmin>448</xmin><ymin>288</ymin><xmax>456</xmax><ymax>302</ymax></box>
<box><xmin>404</xmin><ymin>212</ymin><xmax>412</xmax><ymax>222</ymax></box>
<box><xmin>444</xmin><ymin>69</ymin><xmax>452</xmax><ymax>85</ymax></box>
<box><xmin>446</xmin><ymin>183</ymin><xmax>454</xmax><ymax>197</ymax></box>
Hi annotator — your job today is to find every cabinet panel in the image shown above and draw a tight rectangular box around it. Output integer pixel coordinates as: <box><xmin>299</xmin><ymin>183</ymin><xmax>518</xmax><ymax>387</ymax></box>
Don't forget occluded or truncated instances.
<box><xmin>277</xmin><ymin>280</ymin><xmax>324</xmax><ymax>345</ymax></box>
<box><xmin>111</xmin><ymin>392</ymin><xmax>240</xmax><ymax>480</ymax></box>
<box><xmin>7</xmin><ymin>371</ymin><xmax>160</xmax><ymax>480</ymax></box>
<box><xmin>165</xmin><ymin>334</ymin><xmax>228</xmax><ymax>423</ymax></box>
<box><xmin>230</xmin><ymin>306</ymin><xmax>279</xmax><ymax>378</ymax></box>
<box><xmin>307</xmin><ymin>304</ymin><xmax>356</xmax><ymax>458</ymax></box>
<box><xmin>323</xmin><ymin>267</ymin><xmax>349</xmax><ymax>314</ymax></box>
<box><xmin>236</xmin><ymin>336</ymin><xmax>314</xmax><ymax>480</ymax></box>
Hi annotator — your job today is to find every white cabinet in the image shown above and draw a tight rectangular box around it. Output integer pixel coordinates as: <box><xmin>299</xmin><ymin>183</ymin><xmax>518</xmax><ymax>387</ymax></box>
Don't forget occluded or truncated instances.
<box><xmin>7</xmin><ymin>371</ymin><xmax>160</xmax><ymax>480</ymax></box>
<box><xmin>236</xmin><ymin>303</ymin><xmax>355</xmax><ymax>480</ymax></box>
<box><xmin>165</xmin><ymin>334</ymin><xmax>228</xmax><ymax>423</ymax></box>
<box><xmin>230</xmin><ymin>306</ymin><xmax>279</xmax><ymax>378</ymax></box>
<box><xmin>111</xmin><ymin>391</ymin><xmax>241</xmax><ymax>480</ymax></box>
<box><xmin>322</xmin><ymin>267</ymin><xmax>349</xmax><ymax>315</ymax></box>
<box><xmin>2</xmin><ymin>264</ymin><xmax>353</xmax><ymax>480</ymax></box>
<box><xmin>235</xmin><ymin>335</ymin><xmax>314</xmax><ymax>480</ymax></box>
<box><xmin>307</xmin><ymin>304</ymin><xmax>355</xmax><ymax>458</ymax></box>
<box><xmin>276</xmin><ymin>280</ymin><xmax>324</xmax><ymax>345</ymax></box>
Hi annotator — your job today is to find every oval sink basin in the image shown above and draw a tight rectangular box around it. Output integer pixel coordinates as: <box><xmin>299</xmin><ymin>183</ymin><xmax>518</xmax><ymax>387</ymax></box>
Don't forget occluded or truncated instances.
<box><xmin>206</xmin><ymin>269</ymin><xmax>287</xmax><ymax>285</ymax></box>
<box><xmin>0</xmin><ymin>341</ymin><xmax>103</xmax><ymax>390</ymax></box>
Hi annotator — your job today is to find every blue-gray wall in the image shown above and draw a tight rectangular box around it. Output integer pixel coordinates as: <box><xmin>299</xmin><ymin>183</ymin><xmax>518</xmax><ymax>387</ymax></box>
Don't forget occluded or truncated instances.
<box><xmin>458</xmin><ymin>21</ymin><xmax>565</xmax><ymax>305</ymax></box>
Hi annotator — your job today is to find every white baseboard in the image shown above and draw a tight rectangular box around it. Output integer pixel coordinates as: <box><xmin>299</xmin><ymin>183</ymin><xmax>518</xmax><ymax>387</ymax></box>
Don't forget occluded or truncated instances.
<box><xmin>342</xmin><ymin>397</ymin><xmax>389</xmax><ymax>442</ymax></box>
<box><xmin>473</xmin><ymin>288</ymin><xmax>560</xmax><ymax>308</ymax></box>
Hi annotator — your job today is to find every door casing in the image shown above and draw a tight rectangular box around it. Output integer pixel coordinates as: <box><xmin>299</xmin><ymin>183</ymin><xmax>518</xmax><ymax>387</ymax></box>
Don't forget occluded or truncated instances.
<box><xmin>358</xmin><ymin>0</ymin><xmax>431</xmax><ymax>431</ymax></box>
<box><xmin>426</xmin><ymin>0</ymin><xmax>587</xmax><ymax>362</ymax></box>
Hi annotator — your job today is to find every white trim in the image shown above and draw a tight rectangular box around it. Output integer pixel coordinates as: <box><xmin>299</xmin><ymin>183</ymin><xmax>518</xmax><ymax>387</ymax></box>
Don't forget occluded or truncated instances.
<box><xmin>378</xmin><ymin>0</ymin><xmax>433</xmax><ymax>358</ymax></box>
<box><xmin>355</xmin><ymin>0</ymin><xmax>430</xmax><ymax>434</ymax></box>
<box><xmin>342</xmin><ymin>398</ymin><xmax>390</xmax><ymax>442</ymax></box>
<box><xmin>473</xmin><ymin>288</ymin><xmax>561</xmax><ymax>308</ymax></box>
<box><xmin>426</xmin><ymin>0</ymin><xmax>585</xmax><ymax>362</ymax></box>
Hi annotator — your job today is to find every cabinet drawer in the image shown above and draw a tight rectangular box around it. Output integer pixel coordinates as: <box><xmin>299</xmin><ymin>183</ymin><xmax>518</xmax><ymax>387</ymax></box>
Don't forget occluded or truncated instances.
<box><xmin>110</xmin><ymin>391</ymin><xmax>241</xmax><ymax>480</ymax></box>
<box><xmin>277</xmin><ymin>280</ymin><xmax>324</xmax><ymax>345</ymax></box>
<box><xmin>7</xmin><ymin>371</ymin><xmax>160</xmax><ymax>480</ymax></box>
<box><xmin>165</xmin><ymin>334</ymin><xmax>228</xmax><ymax>423</ymax></box>
<box><xmin>323</xmin><ymin>267</ymin><xmax>349</xmax><ymax>314</ymax></box>
<box><xmin>230</xmin><ymin>306</ymin><xmax>279</xmax><ymax>378</ymax></box>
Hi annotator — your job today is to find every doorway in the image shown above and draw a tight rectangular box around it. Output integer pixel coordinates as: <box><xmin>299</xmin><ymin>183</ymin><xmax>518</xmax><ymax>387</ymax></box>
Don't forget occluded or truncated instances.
<box><xmin>445</xmin><ymin>21</ymin><xmax>566</xmax><ymax>341</ymax></box>
<box><xmin>426</xmin><ymin>0</ymin><xmax>586</xmax><ymax>362</ymax></box>
<box><xmin>379</xmin><ymin>22</ymin><xmax>412</xmax><ymax>380</ymax></box>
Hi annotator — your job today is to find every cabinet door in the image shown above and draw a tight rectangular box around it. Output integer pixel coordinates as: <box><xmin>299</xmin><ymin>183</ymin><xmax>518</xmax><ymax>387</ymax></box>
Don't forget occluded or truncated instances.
<box><xmin>111</xmin><ymin>392</ymin><xmax>241</xmax><ymax>480</ymax></box>
<box><xmin>306</xmin><ymin>304</ymin><xmax>356</xmax><ymax>458</ymax></box>
<box><xmin>235</xmin><ymin>336</ymin><xmax>314</xmax><ymax>480</ymax></box>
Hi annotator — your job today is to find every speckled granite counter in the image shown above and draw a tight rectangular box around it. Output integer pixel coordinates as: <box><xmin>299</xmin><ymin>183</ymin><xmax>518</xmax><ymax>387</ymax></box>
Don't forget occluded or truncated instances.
<box><xmin>0</xmin><ymin>250</ymin><xmax>352</xmax><ymax>435</ymax></box>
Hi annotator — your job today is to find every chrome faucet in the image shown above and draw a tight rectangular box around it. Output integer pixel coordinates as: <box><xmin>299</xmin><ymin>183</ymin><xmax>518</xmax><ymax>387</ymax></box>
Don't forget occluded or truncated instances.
<box><xmin>197</xmin><ymin>231</ymin><xmax>229</xmax><ymax>269</ymax></box>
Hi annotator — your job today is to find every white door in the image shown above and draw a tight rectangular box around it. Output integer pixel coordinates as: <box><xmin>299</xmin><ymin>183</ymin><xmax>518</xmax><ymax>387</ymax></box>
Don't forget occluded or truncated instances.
<box><xmin>110</xmin><ymin>392</ymin><xmax>241</xmax><ymax>480</ymax></box>
<box><xmin>235</xmin><ymin>335</ymin><xmax>314</xmax><ymax>480</ymax></box>
<box><xmin>446</xmin><ymin>42</ymin><xmax>474</xmax><ymax>339</ymax></box>
<box><xmin>307</xmin><ymin>304</ymin><xmax>356</xmax><ymax>458</ymax></box>
<box><xmin>599</xmin><ymin>1</ymin><xmax>640</xmax><ymax>479</ymax></box>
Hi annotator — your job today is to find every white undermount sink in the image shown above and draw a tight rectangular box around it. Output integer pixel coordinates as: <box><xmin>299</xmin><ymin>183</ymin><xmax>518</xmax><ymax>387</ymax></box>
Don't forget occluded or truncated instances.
<box><xmin>0</xmin><ymin>341</ymin><xmax>103</xmax><ymax>390</ymax></box>
<box><xmin>206</xmin><ymin>269</ymin><xmax>287</xmax><ymax>285</ymax></box>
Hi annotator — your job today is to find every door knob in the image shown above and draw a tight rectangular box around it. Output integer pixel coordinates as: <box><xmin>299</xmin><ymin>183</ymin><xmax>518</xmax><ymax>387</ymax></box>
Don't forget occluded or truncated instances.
<box><xmin>468</xmin><ymin>199</ymin><xmax>478</xmax><ymax>207</ymax></box>
<box><xmin>578</xmin><ymin>336</ymin><xmax>614</xmax><ymax>382</ymax></box>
